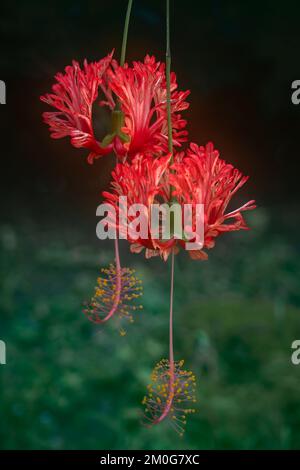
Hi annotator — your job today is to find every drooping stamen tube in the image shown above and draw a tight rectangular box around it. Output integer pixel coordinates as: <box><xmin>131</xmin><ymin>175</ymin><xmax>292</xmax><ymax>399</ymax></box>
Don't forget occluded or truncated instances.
<box><xmin>83</xmin><ymin>238</ymin><xmax>143</xmax><ymax>335</ymax></box>
<box><xmin>142</xmin><ymin>253</ymin><xmax>196</xmax><ymax>435</ymax></box>
<box><xmin>83</xmin><ymin>0</ymin><xmax>143</xmax><ymax>333</ymax></box>
<box><xmin>157</xmin><ymin>250</ymin><xmax>175</xmax><ymax>422</ymax></box>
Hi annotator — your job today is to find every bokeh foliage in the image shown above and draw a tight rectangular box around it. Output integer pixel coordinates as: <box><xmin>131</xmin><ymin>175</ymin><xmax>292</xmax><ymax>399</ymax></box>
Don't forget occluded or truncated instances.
<box><xmin>1</xmin><ymin>209</ymin><xmax>300</xmax><ymax>449</ymax></box>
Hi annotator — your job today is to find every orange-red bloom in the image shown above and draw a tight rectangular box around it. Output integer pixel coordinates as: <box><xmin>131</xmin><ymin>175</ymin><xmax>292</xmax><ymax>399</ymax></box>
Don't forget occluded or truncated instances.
<box><xmin>103</xmin><ymin>142</ymin><xmax>256</xmax><ymax>260</ymax></box>
<box><xmin>40</xmin><ymin>54</ymin><xmax>189</xmax><ymax>164</ymax></box>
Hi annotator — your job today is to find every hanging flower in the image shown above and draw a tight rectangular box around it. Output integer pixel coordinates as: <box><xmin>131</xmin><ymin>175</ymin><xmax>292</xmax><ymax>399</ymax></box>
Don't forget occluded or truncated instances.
<box><xmin>102</xmin><ymin>142</ymin><xmax>256</xmax><ymax>260</ymax></box>
<box><xmin>40</xmin><ymin>54</ymin><xmax>190</xmax><ymax>164</ymax></box>
<box><xmin>40</xmin><ymin>0</ymin><xmax>257</xmax><ymax>435</ymax></box>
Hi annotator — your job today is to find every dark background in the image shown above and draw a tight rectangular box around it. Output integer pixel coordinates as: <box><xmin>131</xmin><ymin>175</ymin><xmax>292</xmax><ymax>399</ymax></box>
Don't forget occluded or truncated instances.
<box><xmin>0</xmin><ymin>0</ymin><xmax>300</xmax><ymax>450</ymax></box>
<box><xmin>2</xmin><ymin>0</ymin><xmax>300</xmax><ymax>216</ymax></box>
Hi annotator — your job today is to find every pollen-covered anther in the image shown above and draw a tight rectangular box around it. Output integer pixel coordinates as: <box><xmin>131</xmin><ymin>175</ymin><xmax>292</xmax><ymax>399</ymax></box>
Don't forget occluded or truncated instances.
<box><xmin>83</xmin><ymin>263</ymin><xmax>143</xmax><ymax>334</ymax></box>
<box><xmin>142</xmin><ymin>359</ymin><xmax>197</xmax><ymax>435</ymax></box>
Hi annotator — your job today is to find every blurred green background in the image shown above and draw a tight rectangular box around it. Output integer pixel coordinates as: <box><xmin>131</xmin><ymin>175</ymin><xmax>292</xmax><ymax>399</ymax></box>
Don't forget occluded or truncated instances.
<box><xmin>1</xmin><ymin>207</ymin><xmax>300</xmax><ymax>449</ymax></box>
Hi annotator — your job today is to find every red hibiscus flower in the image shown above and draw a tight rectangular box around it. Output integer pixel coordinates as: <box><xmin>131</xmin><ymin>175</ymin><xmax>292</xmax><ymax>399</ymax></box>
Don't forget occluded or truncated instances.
<box><xmin>102</xmin><ymin>142</ymin><xmax>256</xmax><ymax>260</ymax></box>
<box><xmin>40</xmin><ymin>54</ymin><xmax>189</xmax><ymax>164</ymax></box>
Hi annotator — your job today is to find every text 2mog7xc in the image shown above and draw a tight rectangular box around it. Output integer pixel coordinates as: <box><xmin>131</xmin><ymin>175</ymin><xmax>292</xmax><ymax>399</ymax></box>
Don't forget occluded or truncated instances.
<box><xmin>99</xmin><ymin>453</ymin><xmax>200</xmax><ymax>466</ymax></box>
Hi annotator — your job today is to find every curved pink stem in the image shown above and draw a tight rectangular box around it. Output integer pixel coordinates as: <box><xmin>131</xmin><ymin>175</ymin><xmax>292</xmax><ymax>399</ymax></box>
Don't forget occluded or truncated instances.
<box><xmin>155</xmin><ymin>250</ymin><xmax>175</xmax><ymax>423</ymax></box>
<box><xmin>99</xmin><ymin>237</ymin><xmax>122</xmax><ymax>323</ymax></box>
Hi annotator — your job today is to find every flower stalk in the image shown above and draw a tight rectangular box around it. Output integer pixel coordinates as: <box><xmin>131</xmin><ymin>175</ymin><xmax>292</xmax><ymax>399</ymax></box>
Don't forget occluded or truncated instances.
<box><xmin>166</xmin><ymin>0</ymin><xmax>173</xmax><ymax>158</ymax></box>
<box><xmin>120</xmin><ymin>0</ymin><xmax>133</xmax><ymax>67</ymax></box>
<box><xmin>166</xmin><ymin>0</ymin><xmax>175</xmax><ymax>411</ymax></box>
